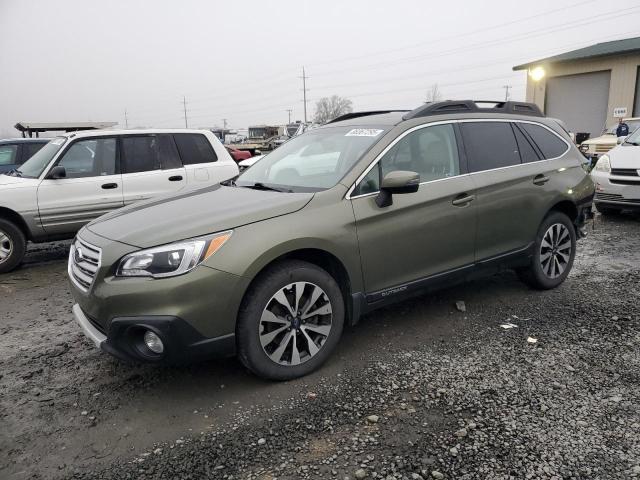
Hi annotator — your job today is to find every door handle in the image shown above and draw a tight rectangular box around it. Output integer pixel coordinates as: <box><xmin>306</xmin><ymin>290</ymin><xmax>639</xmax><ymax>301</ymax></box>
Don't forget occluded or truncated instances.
<box><xmin>533</xmin><ymin>174</ymin><xmax>550</xmax><ymax>185</ymax></box>
<box><xmin>452</xmin><ymin>193</ymin><xmax>476</xmax><ymax>206</ymax></box>
<box><xmin>101</xmin><ymin>183</ymin><xmax>118</xmax><ymax>189</ymax></box>
<box><xmin>168</xmin><ymin>175</ymin><xmax>183</xmax><ymax>182</ymax></box>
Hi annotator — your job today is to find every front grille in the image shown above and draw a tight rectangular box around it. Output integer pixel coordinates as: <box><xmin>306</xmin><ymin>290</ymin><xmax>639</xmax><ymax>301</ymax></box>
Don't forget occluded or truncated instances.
<box><xmin>68</xmin><ymin>238</ymin><xmax>101</xmax><ymax>292</ymax></box>
<box><xmin>595</xmin><ymin>192</ymin><xmax>640</xmax><ymax>203</ymax></box>
<box><xmin>611</xmin><ymin>168</ymin><xmax>639</xmax><ymax>177</ymax></box>
<box><xmin>595</xmin><ymin>144</ymin><xmax>612</xmax><ymax>153</ymax></box>
<box><xmin>610</xmin><ymin>178</ymin><xmax>640</xmax><ymax>186</ymax></box>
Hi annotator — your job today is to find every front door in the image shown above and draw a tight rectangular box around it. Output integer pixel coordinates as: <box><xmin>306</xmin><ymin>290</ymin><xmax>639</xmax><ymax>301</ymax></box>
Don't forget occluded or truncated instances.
<box><xmin>37</xmin><ymin>137</ymin><xmax>123</xmax><ymax>235</ymax></box>
<box><xmin>119</xmin><ymin>134</ymin><xmax>187</xmax><ymax>206</ymax></box>
<box><xmin>351</xmin><ymin>123</ymin><xmax>477</xmax><ymax>298</ymax></box>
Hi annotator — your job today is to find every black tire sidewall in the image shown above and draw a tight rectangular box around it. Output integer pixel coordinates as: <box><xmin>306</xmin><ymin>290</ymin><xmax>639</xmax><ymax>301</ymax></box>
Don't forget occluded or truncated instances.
<box><xmin>0</xmin><ymin>219</ymin><xmax>26</xmax><ymax>274</ymax></box>
<box><xmin>237</xmin><ymin>260</ymin><xmax>345</xmax><ymax>380</ymax></box>
<box><xmin>528</xmin><ymin>212</ymin><xmax>576</xmax><ymax>289</ymax></box>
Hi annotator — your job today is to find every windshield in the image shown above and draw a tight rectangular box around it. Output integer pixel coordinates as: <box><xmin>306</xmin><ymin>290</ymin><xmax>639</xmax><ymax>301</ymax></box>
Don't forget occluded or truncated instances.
<box><xmin>604</xmin><ymin>120</ymin><xmax>640</xmax><ymax>135</ymax></box>
<box><xmin>623</xmin><ymin>127</ymin><xmax>640</xmax><ymax>145</ymax></box>
<box><xmin>236</xmin><ymin>126</ymin><xmax>386</xmax><ymax>192</ymax></box>
<box><xmin>17</xmin><ymin>137</ymin><xmax>67</xmax><ymax>178</ymax></box>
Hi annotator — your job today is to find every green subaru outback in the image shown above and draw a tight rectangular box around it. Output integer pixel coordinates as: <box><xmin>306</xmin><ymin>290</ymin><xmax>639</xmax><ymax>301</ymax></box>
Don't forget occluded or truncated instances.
<box><xmin>69</xmin><ymin>100</ymin><xmax>594</xmax><ymax>380</ymax></box>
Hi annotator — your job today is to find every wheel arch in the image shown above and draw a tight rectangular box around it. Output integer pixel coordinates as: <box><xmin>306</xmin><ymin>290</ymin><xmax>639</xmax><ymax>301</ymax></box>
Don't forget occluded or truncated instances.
<box><xmin>240</xmin><ymin>246</ymin><xmax>358</xmax><ymax>327</ymax></box>
<box><xmin>547</xmin><ymin>199</ymin><xmax>578</xmax><ymax>223</ymax></box>
<box><xmin>0</xmin><ymin>207</ymin><xmax>31</xmax><ymax>240</ymax></box>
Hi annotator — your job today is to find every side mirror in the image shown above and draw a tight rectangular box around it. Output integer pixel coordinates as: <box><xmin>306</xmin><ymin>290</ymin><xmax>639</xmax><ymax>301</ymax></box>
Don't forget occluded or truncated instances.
<box><xmin>376</xmin><ymin>170</ymin><xmax>420</xmax><ymax>208</ymax></box>
<box><xmin>49</xmin><ymin>165</ymin><xmax>66</xmax><ymax>179</ymax></box>
<box><xmin>617</xmin><ymin>135</ymin><xmax>627</xmax><ymax>145</ymax></box>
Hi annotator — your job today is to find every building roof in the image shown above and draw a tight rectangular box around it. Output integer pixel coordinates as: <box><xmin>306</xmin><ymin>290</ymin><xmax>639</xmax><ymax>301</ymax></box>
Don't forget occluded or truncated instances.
<box><xmin>513</xmin><ymin>36</ymin><xmax>640</xmax><ymax>71</ymax></box>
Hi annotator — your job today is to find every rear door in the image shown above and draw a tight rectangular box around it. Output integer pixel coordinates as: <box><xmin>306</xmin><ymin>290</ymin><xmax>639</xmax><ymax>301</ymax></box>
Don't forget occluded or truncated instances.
<box><xmin>351</xmin><ymin>122</ymin><xmax>477</xmax><ymax>296</ymax></box>
<box><xmin>0</xmin><ymin>144</ymin><xmax>19</xmax><ymax>174</ymax></box>
<box><xmin>173</xmin><ymin>132</ymin><xmax>230</xmax><ymax>186</ymax></box>
<box><xmin>37</xmin><ymin>137</ymin><xmax>123</xmax><ymax>235</ymax></box>
<box><xmin>461</xmin><ymin>120</ymin><xmax>562</xmax><ymax>262</ymax></box>
<box><xmin>120</xmin><ymin>134</ymin><xmax>187</xmax><ymax>205</ymax></box>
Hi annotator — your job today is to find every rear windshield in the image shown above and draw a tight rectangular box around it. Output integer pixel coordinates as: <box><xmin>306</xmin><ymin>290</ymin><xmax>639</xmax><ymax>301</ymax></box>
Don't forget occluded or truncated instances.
<box><xmin>237</xmin><ymin>126</ymin><xmax>387</xmax><ymax>192</ymax></box>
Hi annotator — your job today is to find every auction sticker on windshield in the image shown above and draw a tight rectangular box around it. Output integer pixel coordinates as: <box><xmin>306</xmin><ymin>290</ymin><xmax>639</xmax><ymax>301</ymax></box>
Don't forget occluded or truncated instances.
<box><xmin>345</xmin><ymin>129</ymin><xmax>384</xmax><ymax>137</ymax></box>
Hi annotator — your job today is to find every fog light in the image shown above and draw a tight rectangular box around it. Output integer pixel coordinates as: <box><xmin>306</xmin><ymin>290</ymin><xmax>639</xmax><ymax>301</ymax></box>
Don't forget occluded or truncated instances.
<box><xmin>143</xmin><ymin>330</ymin><xmax>164</xmax><ymax>354</ymax></box>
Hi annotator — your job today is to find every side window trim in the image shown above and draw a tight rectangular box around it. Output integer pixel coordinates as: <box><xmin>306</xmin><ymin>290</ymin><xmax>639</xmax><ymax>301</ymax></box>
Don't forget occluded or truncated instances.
<box><xmin>348</xmin><ymin>120</ymin><xmax>462</xmax><ymax>199</ymax></box>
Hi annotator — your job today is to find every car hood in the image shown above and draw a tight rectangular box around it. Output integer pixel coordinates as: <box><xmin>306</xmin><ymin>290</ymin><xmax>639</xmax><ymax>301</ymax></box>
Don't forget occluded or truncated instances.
<box><xmin>0</xmin><ymin>174</ymin><xmax>39</xmax><ymax>187</ymax></box>
<box><xmin>608</xmin><ymin>144</ymin><xmax>640</xmax><ymax>169</ymax></box>
<box><xmin>582</xmin><ymin>135</ymin><xmax>616</xmax><ymax>146</ymax></box>
<box><xmin>87</xmin><ymin>184</ymin><xmax>313</xmax><ymax>248</ymax></box>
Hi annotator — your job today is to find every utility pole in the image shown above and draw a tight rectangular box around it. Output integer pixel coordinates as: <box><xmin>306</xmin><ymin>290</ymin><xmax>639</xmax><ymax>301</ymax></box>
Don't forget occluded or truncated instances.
<box><xmin>124</xmin><ymin>109</ymin><xmax>129</xmax><ymax>128</ymax></box>
<box><xmin>182</xmin><ymin>96</ymin><xmax>188</xmax><ymax>128</ymax></box>
<box><xmin>286</xmin><ymin>109</ymin><xmax>292</xmax><ymax>124</ymax></box>
<box><xmin>300</xmin><ymin>67</ymin><xmax>309</xmax><ymax>123</ymax></box>
<box><xmin>503</xmin><ymin>85</ymin><xmax>512</xmax><ymax>101</ymax></box>
<box><xmin>222</xmin><ymin>118</ymin><xmax>228</xmax><ymax>129</ymax></box>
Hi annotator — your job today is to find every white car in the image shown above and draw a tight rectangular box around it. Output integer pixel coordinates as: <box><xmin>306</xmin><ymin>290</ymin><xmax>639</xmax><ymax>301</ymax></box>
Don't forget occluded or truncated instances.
<box><xmin>591</xmin><ymin>128</ymin><xmax>640</xmax><ymax>215</ymax></box>
<box><xmin>0</xmin><ymin>129</ymin><xmax>238</xmax><ymax>272</ymax></box>
<box><xmin>238</xmin><ymin>154</ymin><xmax>264</xmax><ymax>171</ymax></box>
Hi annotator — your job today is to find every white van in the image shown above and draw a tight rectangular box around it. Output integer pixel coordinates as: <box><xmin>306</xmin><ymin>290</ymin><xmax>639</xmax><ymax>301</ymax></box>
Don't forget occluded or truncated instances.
<box><xmin>0</xmin><ymin>129</ymin><xmax>238</xmax><ymax>272</ymax></box>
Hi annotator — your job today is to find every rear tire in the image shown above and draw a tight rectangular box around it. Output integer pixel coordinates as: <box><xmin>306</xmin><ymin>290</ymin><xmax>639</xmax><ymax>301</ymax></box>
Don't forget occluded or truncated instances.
<box><xmin>236</xmin><ymin>260</ymin><xmax>344</xmax><ymax>380</ymax></box>
<box><xmin>594</xmin><ymin>204</ymin><xmax>622</xmax><ymax>216</ymax></box>
<box><xmin>0</xmin><ymin>219</ymin><xmax>26</xmax><ymax>274</ymax></box>
<box><xmin>517</xmin><ymin>211</ymin><xmax>576</xmax><ymax>290</ymax></box>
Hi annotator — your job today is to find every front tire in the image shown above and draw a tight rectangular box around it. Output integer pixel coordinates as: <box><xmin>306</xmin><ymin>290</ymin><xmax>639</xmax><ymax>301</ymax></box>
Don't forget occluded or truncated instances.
<box><xmin>237</xmin><ymin>260</ymin><xmax>344</xmax><ymax>380</ymax></box>
<box><xmin>517</xmin><ymin>212</ymin><xmax>576</xmax><ymax>290</ymax></box>
<box><xmin>0</xmin><ymin>219</ymin><xmax>26</xmax><ymax>274</ymax></box>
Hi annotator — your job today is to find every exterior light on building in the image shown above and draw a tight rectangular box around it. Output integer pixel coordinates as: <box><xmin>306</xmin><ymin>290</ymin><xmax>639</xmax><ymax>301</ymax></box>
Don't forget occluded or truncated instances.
<box><xmin>529</xmin><ymin>66</ymin><xmax>546</xmax><ymax>82</ymax></box>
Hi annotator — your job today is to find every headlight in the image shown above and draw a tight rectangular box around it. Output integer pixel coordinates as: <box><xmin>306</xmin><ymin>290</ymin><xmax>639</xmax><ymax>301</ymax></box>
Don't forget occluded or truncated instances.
<box><xmin>593</xmin><ymin>154</ymin><xmax>611</xmax><ymax>173</ymax></box>
<box><xmin>116</xmin><ymin>231</ymin><xmax>232</xmax><ymax>278</ymax></box>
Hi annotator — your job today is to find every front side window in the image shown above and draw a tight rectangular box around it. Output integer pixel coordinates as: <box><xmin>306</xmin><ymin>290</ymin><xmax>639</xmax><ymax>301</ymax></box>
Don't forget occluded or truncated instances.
<box><xmin>17</xmin><ymin>137</ymin><xmax>67</xmax><ymax>178</ymax></box>
<box><xmin>519</xmin><ymin>123</ymin><xmax>568</xmax><ymax>159</ymax></box>
<box><xmin>237</xmin><ymin>126</ymin><xmax>387</xmax><ymax>192</ymax></box>
<box><xmin>0</xmin><ymin>145</ymin><xmax>18</xmax><ymax>166</ymax></box>
<box><xmin>173</xmin><ymin>133</ymin><xmax>217</xmax><ymax>165</ymax></box>
<box><xmin>57</xmin><ymin>138</ymin><xmax>117</xmax><ymax>178</ymax></box>
<box><xmin>353</xmin><ymin>124</ymin><xmax>460</xmax><ymax>196</ymax></box>
<box><xmin>461</xmin><ymin>122</ymin><xmax>520</xmax><ymax>172</ymax></box>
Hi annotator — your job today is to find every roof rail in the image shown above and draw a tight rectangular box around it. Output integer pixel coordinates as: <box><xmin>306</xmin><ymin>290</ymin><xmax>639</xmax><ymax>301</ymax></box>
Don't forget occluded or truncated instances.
<box><xmin>328</xmin><ymin>110</ymin><xmax>410</xmax><ymax>124</ymax></box>
<box><xmin>402</xmin><ymin>100</ymin><xmax>544</xmax><ymax>120</ymax></box>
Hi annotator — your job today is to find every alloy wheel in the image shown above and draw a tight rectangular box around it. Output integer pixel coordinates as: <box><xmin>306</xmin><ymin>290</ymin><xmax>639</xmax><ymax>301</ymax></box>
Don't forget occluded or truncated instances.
<box><xmin>540</xmin><ymin>223</ymin><xmax>572</xmax><ymax>279</ymax></box>
<box><xmin>259</xmin><ymin>282</ymin><xmax>333</xmax><ymax>366</ymax></box>
<box><xmin>0</xmin><ymin>230</ymin><xmax>13</xmax><ymax>264</ymax></box>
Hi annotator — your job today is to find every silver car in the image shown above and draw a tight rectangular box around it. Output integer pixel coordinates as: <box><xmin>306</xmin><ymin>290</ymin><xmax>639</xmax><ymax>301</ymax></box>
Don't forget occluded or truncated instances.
<box><xmin>591</xmin><ymin>128</ymin><xmax>640</xmax><ymax>214</ymax></box>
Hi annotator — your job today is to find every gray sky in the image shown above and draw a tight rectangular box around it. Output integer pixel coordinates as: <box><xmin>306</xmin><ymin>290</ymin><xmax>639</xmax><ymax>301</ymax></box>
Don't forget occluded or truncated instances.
<box><xmin>1</xmin><ymin>0</ymin><xmax>639</xmax><ymax>137</ymax></box>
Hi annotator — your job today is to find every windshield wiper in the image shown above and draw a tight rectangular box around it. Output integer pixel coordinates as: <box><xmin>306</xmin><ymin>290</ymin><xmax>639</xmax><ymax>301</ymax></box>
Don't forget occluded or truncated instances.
<box><xmin>241</xmin><ymin>182</ymin><xmax>290</xmax><ymax>193</ymax></box>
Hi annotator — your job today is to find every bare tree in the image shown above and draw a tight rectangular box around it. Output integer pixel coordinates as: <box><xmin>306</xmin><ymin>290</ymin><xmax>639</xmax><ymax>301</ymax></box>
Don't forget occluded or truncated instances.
<box><xmin>313</xmin><ymin>95</ymin><xmax>353</xmax><ymax>124</ymax></box>
<box><xmin>424</xmin><ymin>83</ymin><xmax>442</xmax><ymax>103</ymax></box>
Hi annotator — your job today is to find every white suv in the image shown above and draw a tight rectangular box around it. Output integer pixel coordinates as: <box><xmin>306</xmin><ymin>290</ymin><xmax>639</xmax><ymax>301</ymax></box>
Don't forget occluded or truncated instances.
<box><xmin>0</xmin><ymin>129</ymin><xmax>238</xmax><ymax>272</ymax></box>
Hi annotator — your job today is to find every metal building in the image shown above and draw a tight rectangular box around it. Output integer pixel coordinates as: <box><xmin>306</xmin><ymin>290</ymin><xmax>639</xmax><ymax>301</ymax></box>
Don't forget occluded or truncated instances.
<box><xmin>513</xmin><ymin>36</ymin><xmax>640</xmax><ymax>138</ymax></box>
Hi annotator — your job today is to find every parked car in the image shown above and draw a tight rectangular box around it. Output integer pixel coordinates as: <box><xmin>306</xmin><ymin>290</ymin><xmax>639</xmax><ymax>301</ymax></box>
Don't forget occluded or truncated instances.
<box><xmin>226</xmin><ymin>146</ymin><xmax>252</xmax><ymax>162</ymax></box>
<box><xmin>0</xmin><ymin>129</ymin><xmax>238</xmax><ymax>273</ymax></box>
<box><xmin>590</xmin><ymin>127</ymin><xmax>640</xmax><ymax>214</ymax></box>
<box><xmin>579</xmin><ymin>117</ymin><xmax>640</xmax><ymax>165</ymax></box>
<box><xmin>0</xmin><ymin>138</ymin><xmax>49</xmax><ymax>174</ymax></box>
<box><xmin>69</xmin><ymin>100</ymin><xmax>594</xmax><ymax>380</ymax></box>
<box><xmin>238</xmin><ymin>154</ymin><xmax>264</xmax><ymax>171</ymax></box>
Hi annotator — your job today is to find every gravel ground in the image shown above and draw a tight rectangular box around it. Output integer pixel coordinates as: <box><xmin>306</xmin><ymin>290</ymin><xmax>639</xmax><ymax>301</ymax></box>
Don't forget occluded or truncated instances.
<box><xmin>1</xmin><ymin>212</ymin><xmax>639</xmax><ymax>479</ymax></box>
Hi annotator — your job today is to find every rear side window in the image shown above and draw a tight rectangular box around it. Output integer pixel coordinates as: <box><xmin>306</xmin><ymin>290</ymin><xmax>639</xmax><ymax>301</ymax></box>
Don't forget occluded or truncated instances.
<box><xmin>173</xmin><ymin>134</ymin><xmax>217</xmax><ymax>165</ymax></box>
<box><xmin>0</xmin><ymin>145</ymin><xmax>18</xmax><ymax>166</ymax></box>
<box><xmin>460</xmin><ymin>122</ymin><xmax>520</xmax><ymax>172</ymax></box>
<box><xmin>121</xmin><ymin>136</ymin><xmax>160</xmax><ymax>173</ymax></box>
<box><xmin>519</xmin><ymin>123</ymin><xmax>568</xmax><ymax>159</ymax></box>
<box><xmin>513</xmin><ymin>125</ymin><xmax>540</xmax><ymax>163</ymax></box>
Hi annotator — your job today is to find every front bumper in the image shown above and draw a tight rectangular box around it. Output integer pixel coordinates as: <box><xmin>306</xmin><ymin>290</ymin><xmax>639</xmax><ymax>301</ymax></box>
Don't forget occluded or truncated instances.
<box><xmin>590</xmin><ymin>171</ymin><xmax>640</xmax><ymax>209</ymax></box>
<box><xmin>73</xmin><ymin>303</ymin><xmax>236</xmax><ymax>363</ymax></box>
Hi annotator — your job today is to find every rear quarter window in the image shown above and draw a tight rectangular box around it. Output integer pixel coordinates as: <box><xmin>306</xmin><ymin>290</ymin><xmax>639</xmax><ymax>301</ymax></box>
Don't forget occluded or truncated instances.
<box><xmin>519</xmin><ymin>123</ymin><xmax>568</xmax><ymax>159</ymax></box>
<box><xmin>173</xmin><ymin>134</ymin><xmax>218</xmax><ymax>165</ymax></box>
